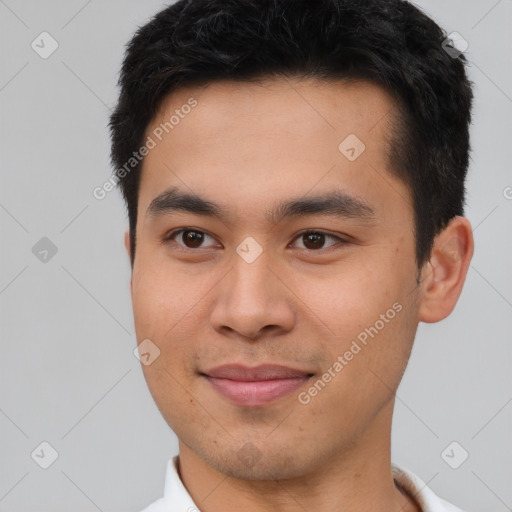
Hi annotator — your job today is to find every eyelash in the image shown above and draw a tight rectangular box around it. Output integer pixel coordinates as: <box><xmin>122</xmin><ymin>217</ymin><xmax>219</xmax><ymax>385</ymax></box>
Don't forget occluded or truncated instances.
<box><xmin>162</xmin><ymin>228</ymin><xmax>347</xmax><ymax>253</ymax></box>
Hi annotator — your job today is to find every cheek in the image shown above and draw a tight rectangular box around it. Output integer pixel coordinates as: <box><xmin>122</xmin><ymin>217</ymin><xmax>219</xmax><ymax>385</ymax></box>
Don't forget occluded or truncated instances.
<box><xmin>299</xmin><ymin>300</ymin><xmax>417</xmax><ymax>437</ymax></box>
<box><xmin>141</xmin><ymin>362</ymin><xmax>210</xmax><ymax>442</ymax></box>
<box><xmin>131</xmin><ymin>261</ymin><xmax>208</xmax><ymax>428</ymax></box>
<box><xmin>285</xmin><ymin>260</ymin><xmax>402</xmax><ymax>341</ymax></box>
<box><xmin>130</xmin><ymin>256</ymin><xmax>209</xmax><ymax>341</ymax></box>
<box><xmin>289</xmin><ymin>259</ymin><xmax>417</xmax><ymax>389</ymax></box>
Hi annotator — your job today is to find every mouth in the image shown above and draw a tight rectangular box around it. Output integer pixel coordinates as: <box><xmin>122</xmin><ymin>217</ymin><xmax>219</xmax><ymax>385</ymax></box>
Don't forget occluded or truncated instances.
<box><xmin>200</xmin><ymin>364</ymin><xmax>314</xmax><ymax>407</ymax></box>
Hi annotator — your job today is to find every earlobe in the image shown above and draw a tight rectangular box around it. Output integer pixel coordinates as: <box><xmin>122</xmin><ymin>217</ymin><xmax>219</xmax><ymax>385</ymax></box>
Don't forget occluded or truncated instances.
<box><xmin>418</xmin><ymin>216</ymin><xmax>474</xmax><ymax>323</ymax></box>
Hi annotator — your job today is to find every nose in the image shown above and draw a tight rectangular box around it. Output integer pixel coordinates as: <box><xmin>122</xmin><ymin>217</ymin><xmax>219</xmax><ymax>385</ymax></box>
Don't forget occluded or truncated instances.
<box><xmin>209</xmin><ymin>246</ymin><xmax>296</xmax><ymax>341</ymax></box>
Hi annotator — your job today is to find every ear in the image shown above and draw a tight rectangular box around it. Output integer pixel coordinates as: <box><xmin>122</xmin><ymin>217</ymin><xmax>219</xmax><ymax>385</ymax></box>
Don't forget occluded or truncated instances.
<box><xmin>418</xmin><ymin>216</ymin><xmax>474</xmax><ymax>323</ymax></box>
<box><xmin>124</xmin><ymin>229</ymin><xmax>131</xmax><ymax>260</ymax></box>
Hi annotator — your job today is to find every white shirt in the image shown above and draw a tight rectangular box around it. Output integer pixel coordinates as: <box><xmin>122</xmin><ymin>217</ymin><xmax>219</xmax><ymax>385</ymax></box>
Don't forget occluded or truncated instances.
<box><xmin>140</xmin><ymin>455</ymin><xmax>465</xmax><ymax>512</ymax></box>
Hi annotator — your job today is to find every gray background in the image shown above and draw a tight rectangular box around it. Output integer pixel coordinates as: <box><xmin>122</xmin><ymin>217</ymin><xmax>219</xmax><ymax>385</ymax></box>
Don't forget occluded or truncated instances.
<box><xmin>0</xmin><ymin>0</ymin><xmax>511</xmax><ymax>511</ymax></box>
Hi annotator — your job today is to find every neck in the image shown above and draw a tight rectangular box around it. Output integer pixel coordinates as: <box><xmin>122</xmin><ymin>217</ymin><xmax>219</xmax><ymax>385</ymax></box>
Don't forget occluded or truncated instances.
<box><xmin>177</xmin><ymin>400</ymin><xmax>419</xmax><ymax>512</ymax></box>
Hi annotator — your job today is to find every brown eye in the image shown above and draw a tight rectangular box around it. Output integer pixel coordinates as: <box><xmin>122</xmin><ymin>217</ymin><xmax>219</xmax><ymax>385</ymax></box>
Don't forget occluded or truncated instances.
<box><xmin>180</xmin><ymin>230</ymin><xmax>205</xmax><ymax>248</ymax></box>
<box><xmin>292</xmin><ymin>231</ymin><xmax>343</xmax><ymax>251</ymax></box>
<box><xmin>165</xmin><ymin>229</ymin><xmax>217</xmax><ymax>249</ymax></box>
<box><xmin>302</xmin><ymin>232</ymin><xmax>325</xmax><ymax>250</ymax></box>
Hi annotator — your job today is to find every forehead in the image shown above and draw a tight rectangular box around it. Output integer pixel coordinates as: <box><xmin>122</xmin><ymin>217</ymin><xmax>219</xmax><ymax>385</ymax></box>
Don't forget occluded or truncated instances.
<box><xmin>151</xmin><ymin>77</ymin><xmax>397</xmax><ymax>140</ymax></box>
<box><xmin>137</xmin><ymin>76</ymin><xmax>410</xmax><ymax>226</ymax></box>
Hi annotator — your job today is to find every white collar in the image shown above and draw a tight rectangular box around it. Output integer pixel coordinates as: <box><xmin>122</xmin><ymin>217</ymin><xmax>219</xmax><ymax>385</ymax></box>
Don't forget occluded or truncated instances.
<box><xmin>140</xmin><ymin>455</ymin><xmax>465</xmax><ymax>512</ymax></box>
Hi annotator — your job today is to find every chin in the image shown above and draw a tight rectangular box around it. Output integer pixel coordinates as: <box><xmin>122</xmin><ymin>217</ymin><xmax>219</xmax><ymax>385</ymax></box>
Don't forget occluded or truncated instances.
<box><xmin>197</xmin><ymin>442</ymin><xmax>317</xmax><ymax>481</ymax></box>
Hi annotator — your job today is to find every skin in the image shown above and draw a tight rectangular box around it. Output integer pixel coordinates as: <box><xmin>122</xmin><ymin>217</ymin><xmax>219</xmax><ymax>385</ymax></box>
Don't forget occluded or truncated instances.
<box><xmin>124</xmin><ymin>78</ymin><xmax>474</xmax><ymax>512</ymax></box>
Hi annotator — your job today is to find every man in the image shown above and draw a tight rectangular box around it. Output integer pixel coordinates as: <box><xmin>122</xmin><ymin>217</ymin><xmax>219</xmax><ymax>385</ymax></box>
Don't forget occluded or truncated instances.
<box><xmin>109</xmin><ymin>1</ymin><xmax>474</xmax><ymax>510</ymax></box>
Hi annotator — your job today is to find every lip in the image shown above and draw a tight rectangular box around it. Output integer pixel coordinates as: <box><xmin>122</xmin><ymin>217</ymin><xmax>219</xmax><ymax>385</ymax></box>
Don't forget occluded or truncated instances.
<box><xmin>201</xmin><ymin>364</ymin><xmax>313</xmax><ymax>407</ymax></box>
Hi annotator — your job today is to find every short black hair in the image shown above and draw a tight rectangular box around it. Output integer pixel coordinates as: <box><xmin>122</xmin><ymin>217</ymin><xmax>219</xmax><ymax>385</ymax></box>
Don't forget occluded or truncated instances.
<box><xmin>109</xmin><ymin>0</ymin><xmax>473</xmax><ymax>269</ymax></box>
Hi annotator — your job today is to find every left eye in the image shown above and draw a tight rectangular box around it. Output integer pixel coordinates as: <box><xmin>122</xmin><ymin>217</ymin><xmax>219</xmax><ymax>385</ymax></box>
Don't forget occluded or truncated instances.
<box><xmin>290</xmin><ymin>230</ymin><xmax>344</xmax><ymax>251</ymax></box>
<box><xmin>164</xmin><ymin>229</ymin><xmax>344</xmax><ymax>251</ymax></box>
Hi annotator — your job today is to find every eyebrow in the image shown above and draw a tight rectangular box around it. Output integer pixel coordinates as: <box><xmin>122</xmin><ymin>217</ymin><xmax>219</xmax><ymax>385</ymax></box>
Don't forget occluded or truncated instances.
<box><xmin>146</xmin><ymin>186</ymin><xmax>375</xmax><ymax>224</ymax></box>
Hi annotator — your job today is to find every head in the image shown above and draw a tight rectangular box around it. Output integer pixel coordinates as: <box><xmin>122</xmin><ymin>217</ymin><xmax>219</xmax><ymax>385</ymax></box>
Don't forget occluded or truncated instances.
<box><xmin>110</xmin><ymin>0</ymin><xmax>474</xmax><ymax>480</ymax></box>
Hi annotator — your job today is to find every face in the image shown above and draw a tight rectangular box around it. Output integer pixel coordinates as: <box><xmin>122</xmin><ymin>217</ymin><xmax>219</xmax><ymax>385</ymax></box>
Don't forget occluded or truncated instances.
<box><xmin>129</xmin><ymin>78</ymin><xmax>423</xmax><ymax>479</ymax></box>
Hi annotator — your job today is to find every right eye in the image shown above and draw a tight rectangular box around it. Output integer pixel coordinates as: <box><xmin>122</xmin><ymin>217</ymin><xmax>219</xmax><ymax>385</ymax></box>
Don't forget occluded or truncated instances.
<box><xmin>163</xmin><ymin>228</ymin><xmax>221</xmax><ymax>250</ymax></box>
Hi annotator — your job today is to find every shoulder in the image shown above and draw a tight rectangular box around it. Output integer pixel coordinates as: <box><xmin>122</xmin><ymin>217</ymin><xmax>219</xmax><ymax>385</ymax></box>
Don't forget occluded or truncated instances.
<box><xmin>138</xmin><ymin>497</ymin><xmax>166</xmax><ymax>512</ymax></box>
<box><xmin>137</xmin><ymin>455</ymin><xmax>200</xmax><ymax>512</ymax></box>
<box><xmin>392</xmin><ymin>462</ymin><xmax>466</xmax><ymax>512</ymax></box>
